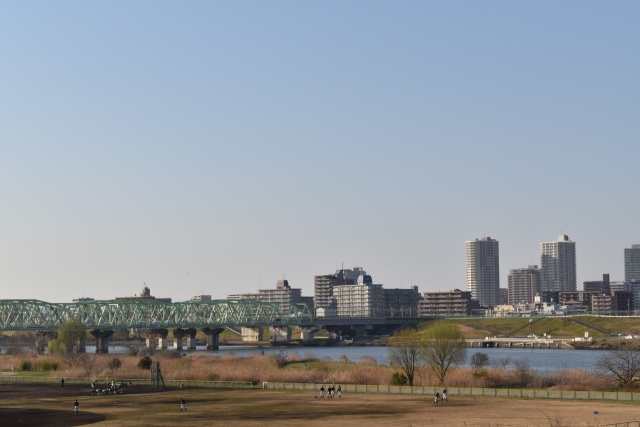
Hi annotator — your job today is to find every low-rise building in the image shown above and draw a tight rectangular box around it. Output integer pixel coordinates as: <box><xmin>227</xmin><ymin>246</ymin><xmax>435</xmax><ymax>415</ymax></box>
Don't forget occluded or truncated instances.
<box><xmin>592</xmin><ymin>291</ymin><xmax>633</xmax><ymax>315</ymax></box>
<box><xmin>115</xmin><ymin>285</ymin><xmax>172</xmax><ymax>303</ymax></box>
<box><xmin>228</xmin><ymin>280</ymin><xmax>313</xmax><ymax>313</ymax></box>
<box><xmin>418</xmin><ymin>289</ymin><xmax>480</xmax><ymax>317</ymax></box>
<box><xmin>384</xmin><ymin>286</ymin><xmax>421</xmax><ymax>317</ymax></box>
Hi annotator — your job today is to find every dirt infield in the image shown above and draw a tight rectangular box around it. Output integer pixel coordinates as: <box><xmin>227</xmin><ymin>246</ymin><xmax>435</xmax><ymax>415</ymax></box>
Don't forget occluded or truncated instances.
<box><xmin>1</xmin><ymin>383</ymin><xmax>639</xmax><ymax>426</ymax></box>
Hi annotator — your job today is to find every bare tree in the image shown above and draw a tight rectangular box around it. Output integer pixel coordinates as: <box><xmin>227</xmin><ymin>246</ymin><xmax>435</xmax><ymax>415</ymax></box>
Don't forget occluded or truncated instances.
<box><xmin>470</xmin><ymin>352</ymin><xmax>489</xmax><ymax>376</ymax></box>
<box><xmin>491</xmin><ymin>356</ymin><xmax>511</xmax><ymax>370</ymax></box>
<box><xmin>597</xmin><ymin>347</ymin><xmax>640</xmax><ymax>389</ymax></box>
<box><xmin>512</xmin><ymin>359</ymin><xmax>533</xmax><ymax>387</ymax></box>
<box><xmin>4</xmin><ymin>333</ymin><xmax>37</xmax><ymax>356</ymax></box>
<box><xmin>388</xmin><ymin>328</ymin><xmax>421</xmax><ymax>386</ymax></box>
<box><xmin>421</xmin><ymin>321</ymin><xmax>466</xmax><ymax>386</ymax></box>
<box><xmin>72</xmin><ymin>353</ymin><xmax>99</xmax><ymax>378</ymax></box>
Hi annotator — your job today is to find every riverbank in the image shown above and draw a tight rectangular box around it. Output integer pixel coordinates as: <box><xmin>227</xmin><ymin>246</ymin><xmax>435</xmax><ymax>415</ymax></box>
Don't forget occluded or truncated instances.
<box><xmin>0</xmin><ymin>345</ymin><xmax>612</xmax><ymax>390</ymax></box>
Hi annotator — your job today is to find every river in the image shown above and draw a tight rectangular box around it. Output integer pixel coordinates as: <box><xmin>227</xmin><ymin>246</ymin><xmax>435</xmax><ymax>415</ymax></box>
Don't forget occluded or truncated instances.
<box><xmin>91</xmin><ymin>344</ymin><xmax>607</xmax><ymax>375</ymax></box>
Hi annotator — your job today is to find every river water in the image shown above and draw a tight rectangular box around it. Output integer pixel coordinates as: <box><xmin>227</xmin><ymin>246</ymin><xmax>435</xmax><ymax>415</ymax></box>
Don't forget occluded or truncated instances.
<box><xmin>92</xmin><ymin>345</ymin><xmax>607</xmax><ymax>375</ymax></box>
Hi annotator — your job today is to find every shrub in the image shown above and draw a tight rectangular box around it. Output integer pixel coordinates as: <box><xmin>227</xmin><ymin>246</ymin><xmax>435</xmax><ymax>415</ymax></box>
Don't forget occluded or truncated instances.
<box><xmin>156</xmin><ymin>350</ymin><xmax>182</xmax><ymax>359</ymax></box>
<box><xmin>137</xmin><ymin>356</ymin><xmax>152</xmax><ymax>371</ymax></box>
<box><xmin>360</xmin><ymin>356</ymin><xmax>377</xmax><ymax>365</ymax></box>
<box><xmin>391</xmin><ymin>372</ymin><xmax>408</xmax><ymax>386</ymax></box>
<box><xmin>350</xmin><ymin>367</ymin><xmax>375</xmax><ymax>384</ymax></box>
<box><xmin>108</xmin><ymin>357</ymin><xmax>122</xmax><ymax>372</ymax></box>
<box><xmin>36</xmin><ymin>360</ymin><xmax>59</xmax><ymax>371</ymax></box>
<box><xmin>18</xmin><ymin>360</ymin><xmax>32</xmax><ymax>371</ymax></box>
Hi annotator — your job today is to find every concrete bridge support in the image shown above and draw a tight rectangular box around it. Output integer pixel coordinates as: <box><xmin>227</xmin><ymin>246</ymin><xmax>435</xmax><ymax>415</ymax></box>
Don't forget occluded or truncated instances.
<box><xmin>186</xmin><ymin>328</ymin><xmax>197</xmax><ymax>350</ymax></box>
<box><xmin>300</xmin><ymin>328</ymin><xmax>316</xmax><ymax>342</ymax></box>
<box><xmin>241</xmin><ymin>326</ymin><xmax>263</xmax><ymax>342</ymax></box>
<box><xmin>269</xmin><ymin>326</ymin><xmax>291</xmax><ymax>343</ymax></box>
<box><xmin>146</xmin><ymin>337</ymin><xmax>156</xmax><ymax>349</ymax></box>
<box><xmin>352</xmin><ymin>325</ymin><xmax>367</xmax><ymax>338</ymax></box>
<box><xmin>203</xmin><ymin>327</ymin><xmax>225</xmax><ymax>350</ymax></box>
<box><xmin>35</xmin><ymin>331</ymin><xmax>57</xmax><ymax>355</ymax></box>
<box><xmin>173</xmin><ymin>328</ymin><xmax>186</xmax><ymax>351</ymax></box>
<box><xmin>90</xmin><ymin>330</ymin><xmax>114</xmax><ymax>354</ymax></box>
<box><xmin>148</xmin><ymin>329</ymin><xmax>169</xmax><ymax>350</ymax></box>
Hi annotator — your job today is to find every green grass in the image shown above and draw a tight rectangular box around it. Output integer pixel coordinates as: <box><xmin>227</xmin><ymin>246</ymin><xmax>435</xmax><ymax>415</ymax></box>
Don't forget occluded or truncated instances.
<box><xmin>420</xmin><ymin>316</ymin><xmax>640</xmax><ymax>340</ymax></box>
<box><xmin>2</xmin><ymin>370</ymin><xmax>53</xmax><ymax>378</ymax></box>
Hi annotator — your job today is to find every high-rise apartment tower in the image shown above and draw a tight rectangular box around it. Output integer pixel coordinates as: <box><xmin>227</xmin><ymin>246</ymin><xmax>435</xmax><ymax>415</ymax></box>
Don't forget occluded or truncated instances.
<box><xmin>466</xmin><ymin>236</ymin><xmax>500</xmax><ymax>307</ymax></box>
<box><xmin>625</xmin><ymin>244</ymin><xmax>640</xmax><ymax>282</ymax></box>
<box><xmin>540</xmin><ymin>234</ymin><xmax>577</xmax><ymax>292</ymax></box>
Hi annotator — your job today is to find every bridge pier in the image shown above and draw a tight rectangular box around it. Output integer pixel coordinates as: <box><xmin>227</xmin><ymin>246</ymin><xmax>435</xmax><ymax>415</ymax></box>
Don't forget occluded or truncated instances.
<box><xmin>186</xmin><ymin>328</ymin><xmax>197</xmax><ymax>350</ymax></box>
<box><xmin>203</xmin><ymin>327</ymin><xmax>225</xmax><ymax>350</ymax></box>
<box><xmin>241</xmin><ymin>326</ymin><xmax>263</xmax><ymax>342</ymax></box>
<box><xmin>269</xmin><ymin>326</ymin><xmax>291</xmax><ymax>343</ymax></box>
<box><xmin>352</xmin><ymin>325</ymin><xmax>367</xmax><ymax>338</ymax></box>
<box><xmin>173</xmin><ymin>328</ymin><xmax>186</xmax><ymax>351</ymax></box>
<box><xmin>148</xmin><ymin>329</ymin><xmax>169</xmax><ymax>350</ymax></box>
<box><xmin>146</xmin><ymin>337</ymin><xmax>156</xmax><ymax>349</ymax></box>
<box><xmin>300</xmin><ymin>327</ymin><xmax>316</xmax><ymax>342</ymax></box>
<box><xmin>90</xmin><ymin>330</ymin><xmax>114</xmax><ymax>354</ymax></box>
<box><xmin>36</xmin><ymin>331</ymin><xmax>57</xmax><ymax>355</ymax></box>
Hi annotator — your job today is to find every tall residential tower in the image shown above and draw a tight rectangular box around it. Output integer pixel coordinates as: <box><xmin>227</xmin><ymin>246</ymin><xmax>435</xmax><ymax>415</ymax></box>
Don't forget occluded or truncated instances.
<box><xmin>625</xmin><ymin>244</ymin><xmax>640</xmax><ymax>282</ymax></box>
<box><xmin>540</xmin><ymin>234</ymin><xmax>577</xmax><ymax>292</ymax></box>
<box><xmin>466</xmin><ymin>236</ymin><xmax>500</xmax><ymax>307</ymax></box>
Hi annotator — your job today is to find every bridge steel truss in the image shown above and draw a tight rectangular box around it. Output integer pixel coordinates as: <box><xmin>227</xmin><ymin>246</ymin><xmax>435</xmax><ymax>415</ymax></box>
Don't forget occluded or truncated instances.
<box><xmin>0</xmin><ymin>299</ymin><xmax>314</xmax><ymax>332</ymax></box>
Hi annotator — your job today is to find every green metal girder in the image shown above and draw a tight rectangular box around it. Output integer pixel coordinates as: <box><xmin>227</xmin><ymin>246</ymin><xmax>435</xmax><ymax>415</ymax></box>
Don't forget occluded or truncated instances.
<box><xmin>0</xmin><ymin>299</ymin><xmax>314</xmax><ymax>331</ymax></box>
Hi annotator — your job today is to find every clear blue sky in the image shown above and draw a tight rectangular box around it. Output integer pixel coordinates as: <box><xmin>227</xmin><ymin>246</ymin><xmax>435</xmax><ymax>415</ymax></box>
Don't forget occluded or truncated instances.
<box><xmin>1</xmin><ymin>2</ymin><xmax>638</xmax><ymax>302</ymax></box>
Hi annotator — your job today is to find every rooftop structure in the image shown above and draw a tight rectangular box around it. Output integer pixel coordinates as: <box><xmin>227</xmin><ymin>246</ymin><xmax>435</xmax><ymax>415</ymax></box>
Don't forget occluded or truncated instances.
<box><xmin>115</xmin><ymin>286</ymin><xmax>172</xmax><ymax>303</ymax></box>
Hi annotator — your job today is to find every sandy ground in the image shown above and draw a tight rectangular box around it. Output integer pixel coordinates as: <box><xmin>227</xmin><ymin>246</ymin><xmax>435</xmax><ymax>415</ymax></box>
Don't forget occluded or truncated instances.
<box><xmin>0</xmin><ymin>383</ymin><xmax>639</xmax><ymax>427</ymax></box>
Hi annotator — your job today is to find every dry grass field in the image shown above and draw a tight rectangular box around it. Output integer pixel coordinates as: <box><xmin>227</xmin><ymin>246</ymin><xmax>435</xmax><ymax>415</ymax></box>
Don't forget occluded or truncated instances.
<box><xmin>1</xmin><ymin>383</ymin><xmax>639</xmax><ymax>427</ymax></box>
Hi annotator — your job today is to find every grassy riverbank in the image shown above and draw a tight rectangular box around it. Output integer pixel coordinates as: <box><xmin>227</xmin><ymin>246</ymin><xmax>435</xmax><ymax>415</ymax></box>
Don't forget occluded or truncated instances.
<box><xmin>0</xmin><ymin>347</ymin><xmax>613</xmax><ymax>392</ymax></box>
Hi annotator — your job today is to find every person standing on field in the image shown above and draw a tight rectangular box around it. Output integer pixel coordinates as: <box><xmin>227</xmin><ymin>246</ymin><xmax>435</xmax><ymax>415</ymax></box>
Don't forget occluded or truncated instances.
<box><xmin>60</xmin><ymin>378</ymin><xmax>65</xmax><ymax>389</ymax></box>
<box><xmin>337</xmin><ymin>385</ymin><xmax>342</xmax><ymax>398</ymax></box>
<box><xmin>442</xmin><ymin>388</ymin><xmax>447</xmax><ymax>401</ymax></box>
<box><xmin>73</xmin><ymin>400</ymin><xmax>79</xmax><ymax>415</ymax></box>
<box><xmin>180</xmin><ymin>398</ymin><xmax>187</xmax><ymax>411</ymax></box>
<box><xmin>320</xmin><ymin>385</ymin><xmax>325</xmax><ymax>398</ymax></box>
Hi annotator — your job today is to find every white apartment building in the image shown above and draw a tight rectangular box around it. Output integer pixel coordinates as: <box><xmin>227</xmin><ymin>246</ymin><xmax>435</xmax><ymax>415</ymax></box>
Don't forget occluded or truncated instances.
<box><xmin>314</xmin><ymin>267</ymin><xmax>364</xmax><ymax>313</ymax></box>
<box><xmin>333</xmin><ymin>274</ymin><xmax>385</xmax><ymax>317</ymax></box>
<box><xmin>466</xmin><ymin>236</ymin><xmax>500</xmax><ymax>307</ymax></box>
<box><xmin>540</xmin><ymin>234</ymin><xmax>577</xmax><ymax>292</ymax></box>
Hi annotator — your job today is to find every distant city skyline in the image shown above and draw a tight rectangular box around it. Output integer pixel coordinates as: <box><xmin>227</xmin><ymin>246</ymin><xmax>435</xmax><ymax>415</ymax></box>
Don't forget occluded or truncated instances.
<box><xmin>1</xmin><ymin>2</ymin><xmax>638</xmax><ymax>303</ymax></box>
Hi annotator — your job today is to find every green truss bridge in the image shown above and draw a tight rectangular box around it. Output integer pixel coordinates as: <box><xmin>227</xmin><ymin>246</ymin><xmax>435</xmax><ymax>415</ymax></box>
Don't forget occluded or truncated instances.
<box><xmin>0</xmin><ymin>299</ymin><xmax>314</xmax><ymax>353</ymax></box>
